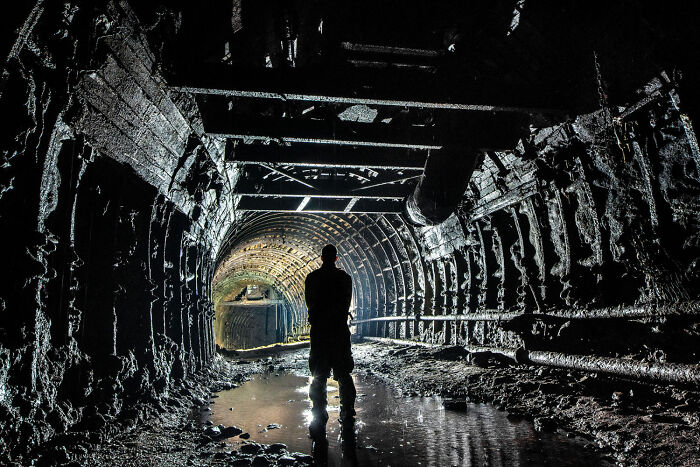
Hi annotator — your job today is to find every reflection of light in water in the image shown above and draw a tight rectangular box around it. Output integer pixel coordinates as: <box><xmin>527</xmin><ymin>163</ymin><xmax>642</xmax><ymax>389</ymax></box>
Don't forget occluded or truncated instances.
<box><xmin>205</xmin><ymin>372</ymin><xmax>605</xmax><ymax>466</ymax></box>
<box><xmin>295</xmin><ymin>377</ymin><xmax>339</xmax><ymax>397</ymax></box>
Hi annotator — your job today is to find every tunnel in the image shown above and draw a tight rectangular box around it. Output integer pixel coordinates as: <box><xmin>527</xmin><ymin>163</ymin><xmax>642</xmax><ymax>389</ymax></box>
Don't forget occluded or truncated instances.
<box><xmin>1</xmin><ymin>1</ymin><xmax>700</xmax><ymax>465</ymax></box>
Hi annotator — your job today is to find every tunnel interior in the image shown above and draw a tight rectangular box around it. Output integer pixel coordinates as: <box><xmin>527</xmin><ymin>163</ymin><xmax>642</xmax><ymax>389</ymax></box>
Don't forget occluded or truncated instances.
<box><xmin>1</xmin><ymin>0</ymin><xmax>700</xmax><ymax>464</ymax></box>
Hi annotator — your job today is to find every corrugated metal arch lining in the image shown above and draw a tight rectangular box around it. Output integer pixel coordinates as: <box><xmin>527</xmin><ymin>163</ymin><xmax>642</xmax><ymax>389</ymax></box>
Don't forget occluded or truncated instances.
<box><xmin>213</xmin><ymin>212</ymin><xmax>424</xmax><ymax>336</ymax></box>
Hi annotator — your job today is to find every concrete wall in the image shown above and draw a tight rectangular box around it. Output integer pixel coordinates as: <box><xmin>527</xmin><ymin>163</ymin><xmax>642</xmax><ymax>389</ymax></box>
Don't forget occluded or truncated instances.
<box><xmin>215</xmin><ymin>303</ymin><xmax>285</xmax><ymax>350</ymax></box>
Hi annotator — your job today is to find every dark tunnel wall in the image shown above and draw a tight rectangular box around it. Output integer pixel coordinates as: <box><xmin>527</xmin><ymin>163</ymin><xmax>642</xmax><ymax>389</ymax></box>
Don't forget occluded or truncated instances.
<box><xmin>0</xmin><ymin>1</ymin><xmax>228</xmax><ymax>456</ymax></box>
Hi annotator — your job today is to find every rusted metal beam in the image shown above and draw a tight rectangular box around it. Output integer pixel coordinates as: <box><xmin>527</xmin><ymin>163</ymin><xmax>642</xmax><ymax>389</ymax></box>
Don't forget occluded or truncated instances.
<box><xmin>351</xmin><ymin>174</ymin><xmax>421</xmax><ymax>192</ymax></box>
<box><xmin>340</xmin><ymin>42</ymin><xmax>445</xmax><ymax>58</ymax></box>
<box><xmin>526</xmin><ymin>350</ymin><xmax>700</xmax><ymax>385</ymax></box>
<box><xmin>351</xmin><ymin>301</ymin><xmax>700</xmax><ymax>325</ymax></box>
<box><xmin>183</xmin><ymin>85</ymin><xmax>561</xmax><ymax>114</ymax></box>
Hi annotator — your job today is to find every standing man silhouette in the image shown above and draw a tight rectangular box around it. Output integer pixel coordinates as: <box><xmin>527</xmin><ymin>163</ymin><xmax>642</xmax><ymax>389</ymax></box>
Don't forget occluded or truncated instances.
<box><xmin>305</xmin><ymin>244</ymin><xmax>356</xmax><ymax>437</ymax></box>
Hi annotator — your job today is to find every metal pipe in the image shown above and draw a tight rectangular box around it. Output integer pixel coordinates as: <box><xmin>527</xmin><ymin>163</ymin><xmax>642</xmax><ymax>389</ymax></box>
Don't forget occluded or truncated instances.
<box><xmin>358</xmin><ymin>336</ymin><xmax>437</xmax><ymax>348</ymax></box>
<box><xmin>359</xmin><ymin>337</ymin><xmax>700</xmax><ymax>385</ymax></box>
<box><xmin>526</xmin><ymin>351</ymin><xmax>700</xmax><ymax>385</ymax></box>
<box><xmin>405</xmin><ymin>147</ymin><xmax>479</xmax><ymax>225</ymax></box>
<box><xmin>350</xmin><ymin>301</ymin><xmax>700</xmax><ymax>326</ymax></box>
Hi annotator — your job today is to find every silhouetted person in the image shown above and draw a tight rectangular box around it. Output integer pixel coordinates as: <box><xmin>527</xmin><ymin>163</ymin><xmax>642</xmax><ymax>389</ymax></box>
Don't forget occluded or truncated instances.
<box><xmin>305</xmin><ymin>244</ymin><xmax>356</xmax><ymax>438</ymax></box>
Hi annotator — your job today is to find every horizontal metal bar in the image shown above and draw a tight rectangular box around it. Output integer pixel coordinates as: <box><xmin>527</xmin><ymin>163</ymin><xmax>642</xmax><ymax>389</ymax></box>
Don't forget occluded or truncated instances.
<box><xmin>202</xmin><ymin>112</ymin><xmax>439</xmax><ymax>150</ymax></box>
<box><xmin>341</xmin><ymin>42</ymin><xmax>445</xmax><ymax>57</ymax></box>
<box><xmin>351</xmin><ymin>301</ymin><xmax>700</xmax><ymax>326</ymax></box>
<box><xmin>527</xmin><ymin>350</ymin><xmax>700</xmax><ymax>385</ymax></box>
<box><xmin>235</xmin><ymin>182</ymin><xmax>411</xmax><ymax>200</ymax></box>
<box><xmin>220</xmin><ymin>300</ymin><xmax>285</xmax><ymax>305</ymax></box>
<box><xmin>181</xmin><ymin>85</ymin><xmax>559</xmax><ymax>114</ymax></box>
<box><xmin>236</xmin><ymin>197</ymin><xmax>404</xmax><ymax>213</ymax></box>
<box><xmin>352</xmin><ymin>312</ymin><xmax>520</xmax><ymax>325</ymax></box>
<box><xmin>346</xmin><ymin>59</ymin><xmax>437</xmax><ymax>71</ymax></box>
<box><xmin>259</xmin><ymin>163</ymin><xmax>318</xmax><ymax>189</ymax></box>
<box><xmin>359</xmin><ymin>336</ymin><xmax>436</xmax><ymax>348</ymax></box>
<box><xmin>235</xmin><ymin>191</ymin><xmax>407</xmax><ymax>200</ymax></box>
<box><xmin>216</xmin><ymin>134</ymin><xmax>440</xmax><ymax>150</ymax></box>
<box><xmin>233</xmin><ymin>144</ymin><xmax>427</xmax><ymax>171</ymax></box>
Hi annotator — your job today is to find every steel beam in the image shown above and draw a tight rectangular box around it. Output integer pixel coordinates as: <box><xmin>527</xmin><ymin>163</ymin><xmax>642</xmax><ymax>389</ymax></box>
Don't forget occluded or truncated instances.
<box><xmin>258</xmin><ymin>163</ymin><xmax>318</xmax><ymax>189</ymax></box>
<box><xmin>234</xmin><ymin>179</ymin><xmax>412</xmax><ymax>199</ymax></box>
<box><xmin>236</xmin><ymin>196</ymin><xmax>404</xmax><ymax>213</ymax></box>
<box><xmin>233</xmin><ymin>144</ymin><xmax>427</xmax><ymax>171</ymax></box>
<box><xmin>340</xmin><ymin>42</ymin><xmax>445</xmax><ymax>57</ymax></box>
<box><xmin>202</xmin><ymin>113</ymin><xmax>439</xmax><ymax>150</ymax></box>
<box><xmin>184</xmin><ymin>85</ymin><xmax>559</xmax><ymax>114</ymax></box>
<box><xmin>170</xmin><ymin>66</ymin><xmax>566</xmax><ymax>115</ymax></box>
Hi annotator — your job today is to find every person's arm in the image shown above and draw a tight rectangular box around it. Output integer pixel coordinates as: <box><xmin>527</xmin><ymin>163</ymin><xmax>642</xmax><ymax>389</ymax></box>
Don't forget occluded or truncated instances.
<box><xmin>305</xmin><ymin>274</ymin><xmax>315</xmax><ymax>324</ymax></box>
<box><xmin>342</xmin><ymin>274</ymin><xmax>352</xmax><ymax>320</ymax></box>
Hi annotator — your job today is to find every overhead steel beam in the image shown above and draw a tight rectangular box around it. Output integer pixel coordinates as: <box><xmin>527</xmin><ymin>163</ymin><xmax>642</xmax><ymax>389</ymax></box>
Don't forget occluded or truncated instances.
<box><xmin>236</xmin><ymin>196</ymin><xmax>403</xmax><ymax>213</ymax></box>
<box><xmin>170</xmin><ymin>66</ymin><xmax>566</xmax><ymax>116</ymax></box>
<box><xmin>202</xmin><ymin>112</ymin><xmax>440</xmax><ymax>150</ymax></box>
<box><xmin>340</xmin><ymin>42</ymin><xmax>445</xmax><ymax>58</ymax></box>
<box><xmin>184</xmin><ymin>86</ymin><xmax>558</xmax><ymax>114</ymax></box>
<box><xmin>258</xmin><ymin>163</ymin><xmax>318</xmax><ymax>189</ymax></box>
<box><xmin>351</xmin><ymin>174</ymin><xmax>421</xmax><ymax>192</ymax></box>
<box><xmin>233</xmin><ymin>178</ymin><xmax>412</xmax><ymax>199</ymax></box>
<box><xmin>233</xmin><ymin>144</ymin><xmax>427</xmax><ymax>171</ymax></box>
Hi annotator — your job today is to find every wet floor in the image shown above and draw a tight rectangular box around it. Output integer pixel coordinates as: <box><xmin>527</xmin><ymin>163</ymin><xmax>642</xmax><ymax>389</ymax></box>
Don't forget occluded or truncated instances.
<box><xmin>204</xmin><ymin>371</ymin><xmax>608</xmax><ymax>466</ymax></box>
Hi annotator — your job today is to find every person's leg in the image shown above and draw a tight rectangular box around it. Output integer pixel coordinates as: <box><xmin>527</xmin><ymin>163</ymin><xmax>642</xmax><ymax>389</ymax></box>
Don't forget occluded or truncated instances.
<box><xmin>332</xmin><ymin>333</ymin><xmax>356</xmax><ymax>421</ymax></box>
<box><xmin>309</xmin><ymin>375</ymin><xmax>329</xmax><ymax>418</ymax></box>
<box><xmin>309</xmin><ymin>374</ymin><xmax>329</xmax><ymax>439</ymax></box>
<box><xmin>337</xmin><ymin>373</ymin><xmax>356</xmax><ymax>420</ymax></box>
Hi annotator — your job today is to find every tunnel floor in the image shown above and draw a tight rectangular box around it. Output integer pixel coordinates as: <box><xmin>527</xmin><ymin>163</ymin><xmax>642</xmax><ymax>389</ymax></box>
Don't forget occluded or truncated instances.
<box><xmin>62</xmin><ymin>342</ymin><xmax>699</xmax><ymax>466</ymax></box>
<box><xmin>204</xmin><ymin>368</ymin><xmax>606</xmax><ymax>466</ymax></box>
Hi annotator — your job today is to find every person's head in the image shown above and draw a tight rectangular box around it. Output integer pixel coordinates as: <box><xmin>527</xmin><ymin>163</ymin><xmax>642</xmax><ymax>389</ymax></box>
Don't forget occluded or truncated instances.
<box><xmin>321</xmin><ymin>244</ymin><xmax>337</xmax><ymax>264</ymax></box>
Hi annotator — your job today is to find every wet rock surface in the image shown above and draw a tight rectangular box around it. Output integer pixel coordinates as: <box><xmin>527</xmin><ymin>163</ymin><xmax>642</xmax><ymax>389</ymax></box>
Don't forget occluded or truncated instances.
<box><xmin>0</xmin><ymin>341</ymin><xmax>697</xmax><ymax>466</ymax></box>
<box><xmin>350</xmin><ymin>341</ymin><xmax>700</xmax><ymax>466</ymax></box>
<box><xmin>21</xmin><ymin>355</ymin><xmax>314</xmax><ymax>466</ymax></box>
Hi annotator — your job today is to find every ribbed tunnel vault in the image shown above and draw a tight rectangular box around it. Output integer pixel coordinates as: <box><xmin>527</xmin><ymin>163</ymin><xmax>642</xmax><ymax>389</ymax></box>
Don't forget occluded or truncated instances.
<box><xmin>213</xmin><ymin>212</ymin><xmax>427</xmax><ymax>346</ymax></box>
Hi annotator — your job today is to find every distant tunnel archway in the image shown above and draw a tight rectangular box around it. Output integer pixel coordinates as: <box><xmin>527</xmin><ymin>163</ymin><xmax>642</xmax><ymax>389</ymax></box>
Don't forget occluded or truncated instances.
<box><xmin>212</xmin><ymin>212</ymin><xmax>426</xmax><ymax>349</ymax></box>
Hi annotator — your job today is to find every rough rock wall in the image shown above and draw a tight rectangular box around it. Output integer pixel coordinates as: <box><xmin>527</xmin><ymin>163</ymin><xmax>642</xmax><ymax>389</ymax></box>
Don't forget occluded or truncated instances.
<box><xmin>0</xmin><ymin>1</ymin><xmax>232</xmax><ymax>459</ymax></box>
<box><xmin>402</xmin><ymin>73</ymin><xmax>700</xmax><ymax>360</ymax></box>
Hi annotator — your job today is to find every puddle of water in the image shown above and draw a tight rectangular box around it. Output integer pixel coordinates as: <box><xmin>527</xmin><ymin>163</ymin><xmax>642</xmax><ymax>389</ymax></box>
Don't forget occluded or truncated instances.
<box><xmin>204</xmin><ymin>372</ymin><xmax>607</xmax><ymax>466</ymax></box>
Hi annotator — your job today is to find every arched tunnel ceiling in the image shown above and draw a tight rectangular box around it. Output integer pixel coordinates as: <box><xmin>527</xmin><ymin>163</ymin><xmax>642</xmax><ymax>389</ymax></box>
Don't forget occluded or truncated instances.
<box><xmin>213</xmin><ymin>212</ymin><xmax>426</xmax><ymax>333</ymax></box>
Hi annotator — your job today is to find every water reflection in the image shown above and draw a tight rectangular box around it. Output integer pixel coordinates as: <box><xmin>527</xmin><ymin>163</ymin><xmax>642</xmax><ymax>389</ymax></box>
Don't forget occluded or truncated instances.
<box><xmin>205</xmin><ymin>372</ymin><xmax>607</xmax><ymax>466</ymax></box>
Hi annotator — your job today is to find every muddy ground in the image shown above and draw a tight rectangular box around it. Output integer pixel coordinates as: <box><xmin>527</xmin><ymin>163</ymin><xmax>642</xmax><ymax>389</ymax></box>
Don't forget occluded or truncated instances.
<box><xmin>15</xmin><ymin>340</ymin><xmax>700</xmax><ymax>466</ymax></box>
